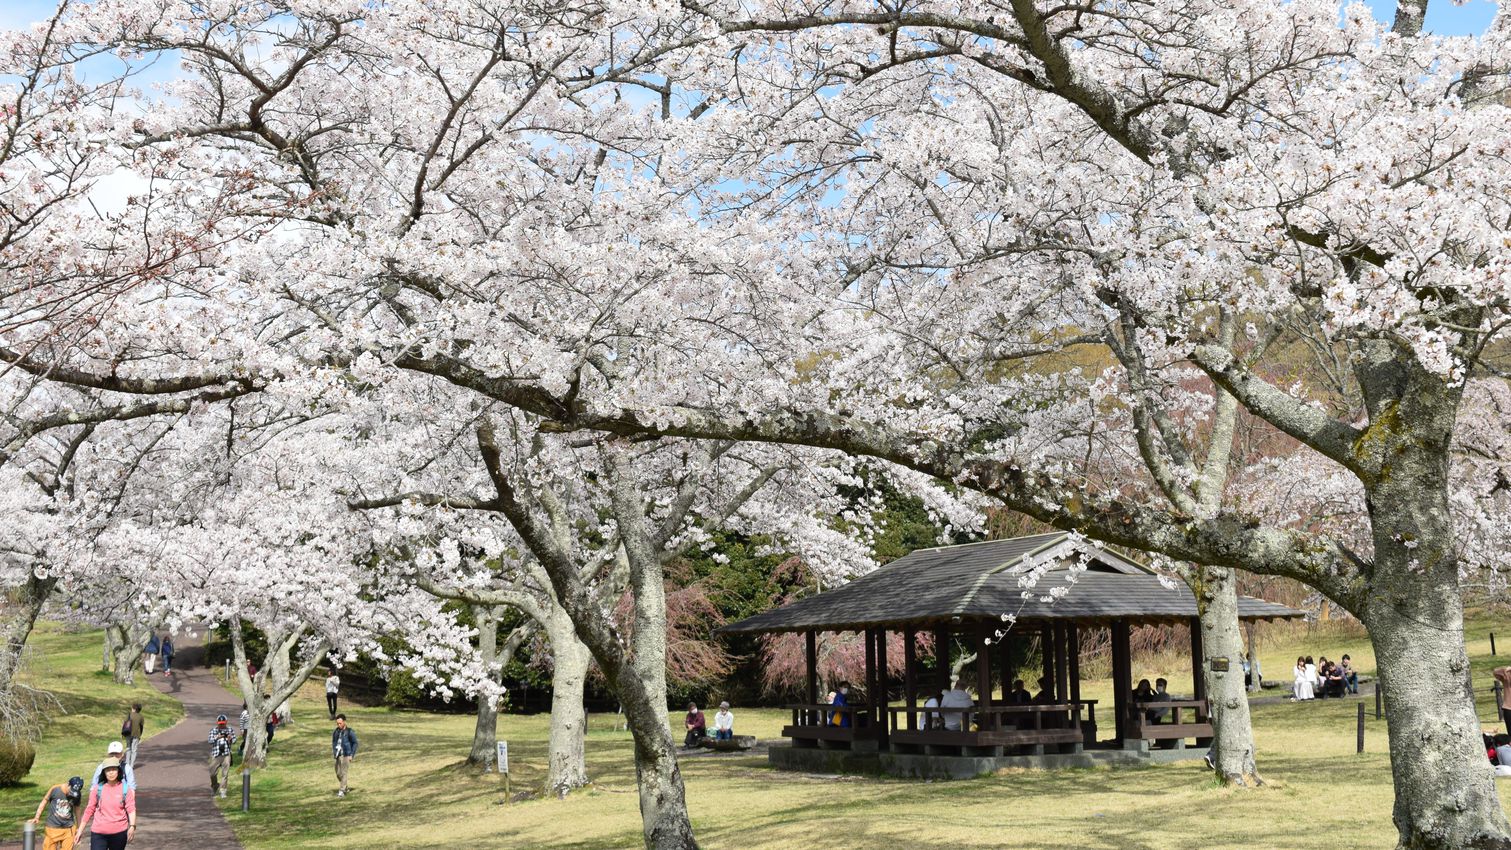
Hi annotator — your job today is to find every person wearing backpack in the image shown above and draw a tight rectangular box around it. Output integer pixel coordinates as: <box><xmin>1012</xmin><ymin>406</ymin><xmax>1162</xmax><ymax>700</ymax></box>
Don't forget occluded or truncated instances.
<box><xmin>331</xmin><ymin>713</ymin><xmax>359</xmax><ymax>797</ymax></box>
<box><xmin>121</xmin><ymin>703</ymin><xmax>144</xmax><ymax>770</ymax></box>
<box><xmin>159</xmin><ymin>634</ymin><xmax>174</xmax><ymax>675</ymax></box>
<box><xmin>90</xmin><ymin>743</ymin><xmax>136</xmax><ymax>794</ymax></box>
<box><xmin>75</xmin><ymin>758</ymin><xmax>136</xmax><ymax>850</ymax></box>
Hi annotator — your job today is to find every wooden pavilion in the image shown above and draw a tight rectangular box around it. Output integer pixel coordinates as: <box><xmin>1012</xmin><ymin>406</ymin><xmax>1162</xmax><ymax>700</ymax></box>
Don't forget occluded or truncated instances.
<box><xmin>722</xmin><ymin>532</ymin><xmax>1302</xmax><ymax>775</ymax></box>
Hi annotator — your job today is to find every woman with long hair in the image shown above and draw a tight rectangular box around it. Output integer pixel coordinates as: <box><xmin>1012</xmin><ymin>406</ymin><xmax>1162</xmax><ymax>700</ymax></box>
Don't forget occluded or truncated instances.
<box><xmin>73</xmin><ymin>758</ymin><xmax>136</xmax><ymax>850</ymax></box>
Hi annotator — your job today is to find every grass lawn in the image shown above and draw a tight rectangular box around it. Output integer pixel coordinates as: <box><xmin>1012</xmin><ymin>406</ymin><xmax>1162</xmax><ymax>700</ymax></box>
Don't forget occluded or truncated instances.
<box><xmin>9</xmin><ymin>616</ymin><xmax>1511</xmax><ymax>848</ymax></box>
<box><xmin>208</xmin><ymin>615</ymin><xmax>1511</xmax><ymax>850</ymax></box>
<box><xmin>0</xmin><ymin>622</ymin><xmax>184</xmax><ymax>842</ymax></box>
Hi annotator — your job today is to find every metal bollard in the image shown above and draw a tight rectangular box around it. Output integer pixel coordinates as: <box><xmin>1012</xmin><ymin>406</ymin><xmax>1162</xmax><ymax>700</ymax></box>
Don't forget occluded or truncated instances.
<box><xmin>1493</xmin><ymin>632</ymin><xmax>1498</xmax><ymax>657</ymax></box>
<box><xmin>1375</xmin><ymin>680</ymin><xmax>1383</xmax><ymax>719</ymax></box>
<box><xmin>241</xmin><ymin>767</ymin><xmax>251</xmax><ymax>812</ymax></box>
<box><xmin>1357</xmin><ymin>702</ymin><xmax>1365</xmax><ymax>753</ymax></box>
<box><xmin>22</xmin><ymin>821</ymin><xmax>35</xmax><ymax>850</ymax></box>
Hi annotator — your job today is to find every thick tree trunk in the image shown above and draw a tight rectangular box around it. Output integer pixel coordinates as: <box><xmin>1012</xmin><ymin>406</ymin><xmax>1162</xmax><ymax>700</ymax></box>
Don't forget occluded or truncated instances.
<box><xmin>228</xmin><ymin>621</ymin><xmax>329</xmax><ymax>770</ymax></box>
<box><xmin>0</xmin><ymin>573</ymin><xmax>52</xmax><ymax>698</ymax></box>
<box><xmin>1367</xmin><ymin>574</ymin><xmax>1508</xmax><ymax>849</ymax></box>
<box><xmin>1192</xmin><ymin>565</ymin><xmax>1261</xmax><ymax>786</ymax></box>
<box><xmin>546</xmin><ymin>612</ymin><xmax>591</xmax><ymax>796</ymax></box>
<box><xmin>468</xmin><ymin>606</ymin><xmax>500</xmax><ymax>769</ymax></box>
<box><xmin>478</xmin><ymin>426</ymin><xmax>698</xmax><ymax>849</ymax></box>
<box><xmin>1368</xmin><ymin>503</ymin><xmax>1508</xmax><ymax>845</ymax></box>
<box><xmin>1354</xmin><ymin>341</ymin><xmax>1511</xmax><ymax>850</ymax></box>
<box><xmin>241</xmin><ymin>716</ymin><xmax>271</xmax><ymax>767</ymax></box>
<box><xmin>102</xmin><ymin>629</ymin><xmax>117</xmax><ymax>673</ymax></box>
<box><xmin>111</xmin><ymin>625</ymin><xmax>138</xmax><ymax>685</ymax></box>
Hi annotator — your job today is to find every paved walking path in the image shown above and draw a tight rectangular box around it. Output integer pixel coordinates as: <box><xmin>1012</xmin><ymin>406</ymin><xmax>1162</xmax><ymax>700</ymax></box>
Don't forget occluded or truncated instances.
<box><xmin>2</xmin><ymin>639</ymin><xmax>243</xmax><ymax>850</ymax></box>
<box><xmin>130</xmin><ymin>639</ymin><xmax>245</xmax><ymax>849</ymax></box>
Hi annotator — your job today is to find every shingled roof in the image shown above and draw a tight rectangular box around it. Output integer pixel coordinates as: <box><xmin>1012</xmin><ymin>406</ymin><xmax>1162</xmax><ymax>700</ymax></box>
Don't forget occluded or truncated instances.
<box><xmin>722</xmin><ymin>532</ymin><xmax>1302</xmax><ymax>633</ymax></box>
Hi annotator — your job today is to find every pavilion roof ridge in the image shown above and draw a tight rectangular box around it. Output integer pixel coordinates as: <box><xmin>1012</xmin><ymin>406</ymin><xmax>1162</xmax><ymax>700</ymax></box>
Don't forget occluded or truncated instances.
<box><xmin>913</xmin><ymin>530</ymin><xmax>1065</xmax><ymax>553</ymax></box>
<box><xmin>950</xmin><ymin>533</ymin><xmax>1070</xmax><ymax>618</ymax></box>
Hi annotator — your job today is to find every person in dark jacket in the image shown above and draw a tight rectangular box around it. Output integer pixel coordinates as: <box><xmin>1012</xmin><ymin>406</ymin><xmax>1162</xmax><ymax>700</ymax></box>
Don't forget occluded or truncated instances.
<box><xmin>159</xmin><ymin>635</ymin><xmax>175</xmax><ymax>674</ymax></box>
<box><xmin>683</xmin><ymin>703</ymin><xmax>707</xmax><ymax>747</ymax></box>
<box><xmin>331</xmin><ymin>714</ymin><xmax>359</xmax><ymax>797</ymax></box>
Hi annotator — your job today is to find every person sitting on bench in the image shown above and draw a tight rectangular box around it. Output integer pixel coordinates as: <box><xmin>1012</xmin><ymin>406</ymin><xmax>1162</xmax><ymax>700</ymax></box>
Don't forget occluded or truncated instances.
<box><xmin>940</xmin><ymin>680</ymin><xmax>974</xmax><ymax>731</ymax></box>
<box><xmin>713</xmin><ymin>702</ymin><xmax>735</xmax><ymax>741</ymax></box>
<box><xmin>684</xmin><ymin>703</ymin><xmax>707</xmax><ymax>747</ymax></box>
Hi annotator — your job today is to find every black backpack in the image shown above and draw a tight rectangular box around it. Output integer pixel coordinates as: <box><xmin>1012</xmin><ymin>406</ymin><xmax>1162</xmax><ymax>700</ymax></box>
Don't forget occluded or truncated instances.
<box><xmin>120</xmin><ymin>713</ymin><xmax>133</xmax><ymax>737</ymax></box>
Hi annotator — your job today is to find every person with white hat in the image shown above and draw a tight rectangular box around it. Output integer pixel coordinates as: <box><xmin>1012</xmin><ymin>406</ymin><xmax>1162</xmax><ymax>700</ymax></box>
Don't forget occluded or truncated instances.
<box><xmin>713</xmin><ymin>702</ymin><xmax>735</xmax><ymax>741</ymax></box>
<box><xmin>88</xmin><ymin>743</ymin><xmax>136</xmax><ymax>794</ymax></box>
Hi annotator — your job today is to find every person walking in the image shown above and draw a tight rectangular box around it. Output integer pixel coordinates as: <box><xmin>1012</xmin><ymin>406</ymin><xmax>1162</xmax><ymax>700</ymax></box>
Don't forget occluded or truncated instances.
<box><xmin>27</xmin><ymin>775</ymin><xmax>82</xmax><ymax>850</ymax></box>
<box><xmin>159</xmin><ymin>634</ymin><xmax>175</xmax><ymax>675</ymax></box>
<box><xmin>142</xmin><ymin>634</ymin><xmax>160</xmax><ymax>675</ymax></box>
<box><xmin>331</xmin><ymin>713</ymin><xmax>359</xmax><ymax>798</ymax></box>
<box><xmin>208</xmin><ymin>714</ymin><xmax>237</xmax><ymax>799</ymax></box>
<box><xmin>325</xmin><ymin>669</ymin><xmax>341</xmax><ymax>719</ymax></box>
<box><xmin>123</xmin><ymin>703</ymin><xmax>144</xmax><ymax>771</ymax></box>
<box><xmin>74</xmin><ymin>758</ymin><xmax>136</xmax><ymax>850</ymax></box>
<box><xmin>89</xmin><ymin>743</ymin><xmax>136</xmax><ymax>793</ymax></box>
<box><xmin>236</xmin><ymin>703</ymin><xmax>250</xmax><ymax>762</ymax></box>
<box><xmin>1495</xmin><ymin>666</ymin><xmax>1511</xmax><ymax>729</ymax></box>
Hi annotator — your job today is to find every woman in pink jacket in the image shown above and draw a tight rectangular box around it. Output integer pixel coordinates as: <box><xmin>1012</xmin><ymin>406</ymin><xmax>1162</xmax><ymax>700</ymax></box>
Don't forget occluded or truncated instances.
<box><xmin>73</xmin><ymin>758</ymin><xmax>136</xmax><ymax>850</ymax></box>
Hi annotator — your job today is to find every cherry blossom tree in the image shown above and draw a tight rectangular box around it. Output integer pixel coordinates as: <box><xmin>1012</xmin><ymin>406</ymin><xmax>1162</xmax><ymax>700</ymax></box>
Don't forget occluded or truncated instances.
<box><xmin>3</xmin><ymin>0</ymin><xmax>1507</xmax><ymax>847</ymax></box>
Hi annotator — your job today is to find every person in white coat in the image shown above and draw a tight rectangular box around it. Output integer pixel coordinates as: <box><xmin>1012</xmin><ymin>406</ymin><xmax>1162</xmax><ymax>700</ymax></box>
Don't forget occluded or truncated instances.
<box><xmin>1293</xmin><ymin>656</ymin><xmax>1315</xmax><ymax>700</ymax></box>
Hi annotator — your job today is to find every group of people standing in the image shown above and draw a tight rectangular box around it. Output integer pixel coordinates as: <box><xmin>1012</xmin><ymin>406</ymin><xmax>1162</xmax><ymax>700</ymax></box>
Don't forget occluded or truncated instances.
<box><xmin>28</xmin><ymin>741</ymin><xmax>138</xmax><ymax>850</ymax></box>
<box><xmin>140</xmin><ymin>633</ymin><xmax>174</xmax><ymax>676</ymax></box>
<box><xmin>1291</xmin><ymin>654</ymin><xmax>1359</xmax><ymax>700</ymax></box>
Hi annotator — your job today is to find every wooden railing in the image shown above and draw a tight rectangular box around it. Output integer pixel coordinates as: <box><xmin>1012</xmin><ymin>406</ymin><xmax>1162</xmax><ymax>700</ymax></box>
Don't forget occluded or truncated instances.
<box><xmin>886</xmin><ymin>703</ymin><xmax>1085</xmax><ymax>748</ymax></box>
<box><xmin>1128</xmin><ymin>698</ymin><xmax>1212</xmax><ymax>741</ymax></box>
<box><xmin>782</xmin><ymin>703</ymin><xmax>880</xmax><ymax>743</ymax></box>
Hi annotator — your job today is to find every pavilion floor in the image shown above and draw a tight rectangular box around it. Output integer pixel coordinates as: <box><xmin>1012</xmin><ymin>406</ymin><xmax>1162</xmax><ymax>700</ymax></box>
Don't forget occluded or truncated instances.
<box><xmin>769</xmin><ymin>738</ymin><xmax>1208</xmax><ymax>780</ymax></box>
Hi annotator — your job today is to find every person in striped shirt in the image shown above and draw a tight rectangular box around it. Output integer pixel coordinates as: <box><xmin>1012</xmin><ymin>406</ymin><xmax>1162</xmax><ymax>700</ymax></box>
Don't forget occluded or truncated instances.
<box><xmin>208</xmin><ymin>715</ymin><xmax>237</xmax><ymax>798</ymax></box>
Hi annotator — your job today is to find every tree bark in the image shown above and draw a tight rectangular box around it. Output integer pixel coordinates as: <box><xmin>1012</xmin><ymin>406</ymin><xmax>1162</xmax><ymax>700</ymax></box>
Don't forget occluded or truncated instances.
<box><xmin>468</xmin><ymin>605</ymin><xmax>500</xmax><ymax>769</ymax></box>
<box><xmin>545</xmin><ymin>608</ymin><xmax>591</xmax><ymax>796</ymax></box>
<box><xmin>0</xmin><ymin>573</ymin><xmax>52</xmax><ymax>698</ymax></box>
<box><xmin>1352</xmin><ymin>340</ymin><xmax>1511</xmax><ymax>850</ymax></box>
<box><xmin>1192</xmin><ymin>565</ymin><xmax>1261</xmax><ymax>786</ymax></box>
<box><xmin>110</xmin><ymin>625</ymin><xmax>138</xmax><ymax>685</ymax></box>
<box><xmin>477</xmin><ymin>425</ymin><xmax>699</xmax><ymax>849</ymax></box>
<box><xmin>229</xmin><ymin>621</ymin><xmax>330</xmax><ymax>769</ymax></box>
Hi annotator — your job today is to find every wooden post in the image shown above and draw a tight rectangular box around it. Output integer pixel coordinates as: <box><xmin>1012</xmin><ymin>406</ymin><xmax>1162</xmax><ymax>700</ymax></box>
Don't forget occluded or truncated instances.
<box><xmin>1357</xmin><ymin>702</ymin><xmax>1365</xmax><ymax>753</ymax></box>
<box><xmin>1111</xmin><ymin>621</ymin><xmax>1132</xmax><ymax>744</ymax></box>
<box><xmin>864</xmin><ymin>627</ymin><xmax>878</xmax><ymax>729</ymax></box>
<box><xmin>934</xmin><ymin>627</ymin><xmax>951</xmax><ymax>696</ymax></box>
<box><xmin>1041</xmin><ymin>625</ymin><xmax>1055</xmax><ymax>696</ymax></box>
<box><xmin>976</xmin><ymin>622</ymin><xmax>993</xmax><ymax>730</ymax></box>
<box><xmin>903</xmin><ymin>627</ymin><xmax>918</xmax><ymax>731</ymax></box>
<box><xmin>1054</xmin><ymin>623</ymin><xmax>1070</xmax><ymax>703</ymax></box>
<box><xmin>805</xmin><ymin>630</ymin><xmax>818</xmax><ymax>724</ymax></box>
<box><xmin>1189</xmin><ymin>617</ymin><xmax>1207</xmax><ymax>705</ymax></box>
<box><xmin>1376</xmin><ymin>679</ymin><xmax>1383</xmax><ymax>719</ymax></box>
<box><xmin>1493</xmin><ymin>632</ymin><xmax>1498</xmax><ymax>656</ymax></box>
<box><xmin>1068</xmin><ymin>624</ymin><xmax>1082</xmax><ymax>706</ymax></box>
<box><xmin>999</xmin><ymin>631</ymin><xmax>1016</xmax><ymax>701</ymax></box>
<box><xmin>876</xmin><ymin>628</ymin><xmax>889</xmax><ymax>740</ymax></box>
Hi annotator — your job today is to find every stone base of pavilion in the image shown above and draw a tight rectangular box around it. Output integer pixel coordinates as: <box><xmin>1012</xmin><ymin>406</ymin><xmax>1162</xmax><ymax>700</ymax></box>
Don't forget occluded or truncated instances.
<box><xmin>768</xmin><ymin>738</ymin><xmax>1208</xmax><ymax>780</ymax></box>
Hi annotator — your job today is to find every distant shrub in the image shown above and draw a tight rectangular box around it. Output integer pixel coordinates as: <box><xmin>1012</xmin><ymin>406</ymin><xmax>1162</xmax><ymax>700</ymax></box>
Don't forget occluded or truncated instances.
<box><xmin>0</xmin><ymin>738</ymin><xmax>35</xmax><ymax>785</ymax></box>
